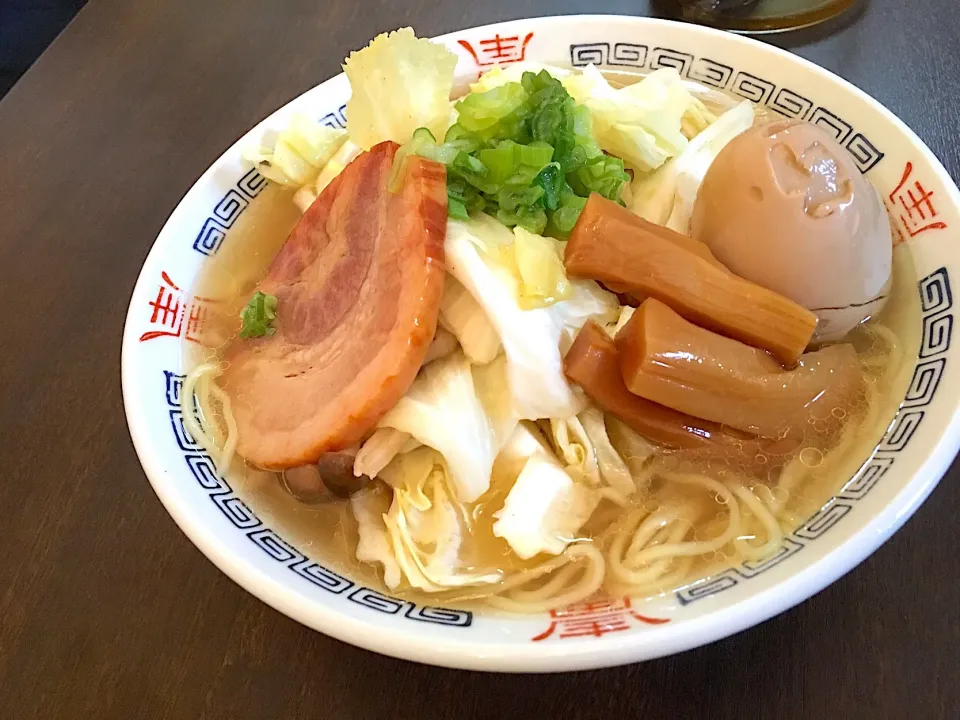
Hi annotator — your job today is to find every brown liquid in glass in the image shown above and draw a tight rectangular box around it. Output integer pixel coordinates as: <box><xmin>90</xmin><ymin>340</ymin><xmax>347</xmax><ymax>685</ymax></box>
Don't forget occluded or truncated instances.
<box><xmin>676</xmin><ymin>0</ymin><xmax>856</xmax><ymax>34</ymax></box>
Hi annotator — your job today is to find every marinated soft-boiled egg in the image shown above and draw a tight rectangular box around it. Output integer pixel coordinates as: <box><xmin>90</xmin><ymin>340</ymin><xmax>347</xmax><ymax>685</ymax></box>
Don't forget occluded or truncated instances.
<box><xmin>690</xmin><ymin>118</ymin><xmax>892</xmax><ymax>343</ymax></box>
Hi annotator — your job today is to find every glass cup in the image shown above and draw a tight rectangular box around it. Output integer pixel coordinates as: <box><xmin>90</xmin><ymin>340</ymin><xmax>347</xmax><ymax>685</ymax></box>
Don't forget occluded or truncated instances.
<box><xmin>676</xmin><ymin>0</ymin><xmax>856</xmax><ymax>33</ymax></box>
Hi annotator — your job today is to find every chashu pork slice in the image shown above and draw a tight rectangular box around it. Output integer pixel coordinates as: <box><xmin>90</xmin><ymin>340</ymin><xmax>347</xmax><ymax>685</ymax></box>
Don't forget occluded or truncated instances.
<box><xmin>221</xmin><ymin>141</ymin><xmax>447</xmax><ymax>469</ymax></box>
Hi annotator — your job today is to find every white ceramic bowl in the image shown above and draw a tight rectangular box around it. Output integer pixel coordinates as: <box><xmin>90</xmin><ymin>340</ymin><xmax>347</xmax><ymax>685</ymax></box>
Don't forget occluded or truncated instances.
<box><xmin>121</xmin><ymin>15</ymin><xmax>960</xmax><ymax>672</ymax></box>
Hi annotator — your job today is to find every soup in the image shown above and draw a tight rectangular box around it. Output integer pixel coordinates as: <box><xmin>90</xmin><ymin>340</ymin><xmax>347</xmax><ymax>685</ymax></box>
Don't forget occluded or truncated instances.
<box><xmin>180</xmin><ymin>30</ymin><xmax>918</xmax><ymax>612</ymax></box>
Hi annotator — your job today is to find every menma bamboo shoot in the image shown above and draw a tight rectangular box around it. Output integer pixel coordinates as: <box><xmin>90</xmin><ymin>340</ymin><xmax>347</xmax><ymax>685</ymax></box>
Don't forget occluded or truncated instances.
<box><xmin>616</xmin><ymin>298</ymin><xmax>862</xmax><ymax>437</ymax></box>
<box><xmin>563</xmin><ymin>320</ymin><xmax>744</xmax><ymax>450</ymax></box>
<box><xmin>564</xmin><ymin>194</ymin><xmax>817</xmax><ymax>365</ymax></box>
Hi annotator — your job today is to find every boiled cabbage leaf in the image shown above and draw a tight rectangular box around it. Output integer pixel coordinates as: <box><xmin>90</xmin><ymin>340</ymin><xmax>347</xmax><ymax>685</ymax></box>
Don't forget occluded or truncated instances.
<box><xmin>379</xmin><ymin>448</ymin><xmax>501</xmax><ymax>592</ymax></box>
<box><xmin>351</xmin><ymin>483</ymin><xmax>402</xmax><ymax>588</ymax></box>
<box><xmin>445</xmin><ymin>215</ymin><xmax>616</xmax><ymax>420</ymax></box>
<box><xmin>471</xmin><ymin>353</ymin><xmax>519</xmax><ymax>450</ymax></box>
<box><xmin>577</xmin><ymin>407</ymin><xmax>635</xmax><ymax>501</ymax></box>
<box><xmin>293</xmin><ymin>139</ymin><xmax>362</xmax><ymax>213</ymax></box>
<box><xmin>376</xmin><ymin>352</ymin><xmax>497</xmax><ymax>503</ymax></box>
<box><xmin>343</xmin><ymin>28</ymin><xmax>457</xmax><ymax>150</ymax></box>
<box><xmin>244</xmin><ymin>113</ymin><xmax>347</xmax><ymax>187</ymax></box>
<box><xmin>512</xmin><ymin>226</ymin><xmax>572</xmax><ymax>309</ymax></box>
<box><xmin>493</xmin><ymin>444</ymin><xmax>599</xmax><ymax>559</ymax></box>
<box><xmin>564</xmin><ymin>65</ymin><xmax>716</xmax><ymax>172</ymax></box>
<box><xmin>470</xmin><ymin>62</ymin><xmax>572</xmax><ymax>94</ymax></box>
<box><xmin>439</xmin><ymin>277</ymin><xmax>501</xmax><ymax>364</ymax></box>
<box><xmin>445</xmin><ymin>216</ymin><xmax>617</xmax><ymax>421</ymax></box>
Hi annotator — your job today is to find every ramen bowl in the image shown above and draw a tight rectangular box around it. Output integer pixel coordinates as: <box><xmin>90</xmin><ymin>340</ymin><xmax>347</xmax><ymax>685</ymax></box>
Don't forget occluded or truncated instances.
<box><xmin>121</xmin><ymin>15</ymin><xmax>960</xmax><ymax>672</ymax></box>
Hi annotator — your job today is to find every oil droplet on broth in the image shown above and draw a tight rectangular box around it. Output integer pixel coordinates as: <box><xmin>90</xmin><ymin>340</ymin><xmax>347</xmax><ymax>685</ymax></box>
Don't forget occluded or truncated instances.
<box><xmin>799</xmin><ymin>447</ymin><xmax>825</xmax><ymax>468</ymax></box>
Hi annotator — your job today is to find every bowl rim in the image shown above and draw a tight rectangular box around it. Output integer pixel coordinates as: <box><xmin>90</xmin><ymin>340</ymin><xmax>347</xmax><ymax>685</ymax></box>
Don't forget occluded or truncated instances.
<box><xmin>121</xmin><ymin>14</ymin><xmax>960</xmax><ymax>672</ymax></box>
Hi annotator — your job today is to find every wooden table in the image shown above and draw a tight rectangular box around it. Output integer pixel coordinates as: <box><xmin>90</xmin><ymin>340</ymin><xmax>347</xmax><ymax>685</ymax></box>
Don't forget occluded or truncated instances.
<box><xmin>1</xmin><ymin>1</ymin><xmax>957</xmax><ymax>717</ymax></box>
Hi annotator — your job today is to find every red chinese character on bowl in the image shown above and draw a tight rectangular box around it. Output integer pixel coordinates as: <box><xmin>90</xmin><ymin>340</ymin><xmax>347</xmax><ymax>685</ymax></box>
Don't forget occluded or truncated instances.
<box><xmin>139</xmin><ymin>271</ymin><xmax>215</xmax><ymax>343</ymax></box>
<box><xmin>889</xmin><ymin>161</ymin><xmax>948</xmax><ymax>238</ymax></box>
<box><xmin>532</xmin><ymin>596</ymin><xmax>669</xmax><ymax>642</ymax></box>
<box><xmin>458</xmin><ymin>32</ymin><xmax>534</xmax><ymax>68</ymax></box>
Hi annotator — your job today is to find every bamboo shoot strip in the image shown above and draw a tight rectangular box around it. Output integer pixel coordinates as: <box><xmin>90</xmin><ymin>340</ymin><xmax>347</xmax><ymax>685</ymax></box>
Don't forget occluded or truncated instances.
<box><xmin>563</xmin><ymin>320</ymin><xmax>735</xmax><ymax>450</ymax></box>
<box><xmin>616</xmin><ymin>298</ymin><xmax>860</xmax><ymax>438</ymax></box>
<box><xmin>564</xmin><ymin>194</ymin><xmax>817</xmax><ymax>365</ymax></box>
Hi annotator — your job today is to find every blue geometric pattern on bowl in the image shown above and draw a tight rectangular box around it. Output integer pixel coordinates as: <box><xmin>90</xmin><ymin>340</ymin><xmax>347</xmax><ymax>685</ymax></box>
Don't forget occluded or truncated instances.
<box><xmin>192</xmin><ymin>168</ymin><xmax>268</xmax><ymax>257</ymax></box>
<box><xmin>568</xmin><ymin>42</ymin><xmax>884</xmax><ymax>173</ymax></box>
<box><xmin>162</xmin><ymin>370</ymin><xmax>473</xmax><ymax>627</ymax></box>
<box><xmin>191</xmin><ymin>104</ymin><xmax>347</xmax><ymax>258</ymax></box>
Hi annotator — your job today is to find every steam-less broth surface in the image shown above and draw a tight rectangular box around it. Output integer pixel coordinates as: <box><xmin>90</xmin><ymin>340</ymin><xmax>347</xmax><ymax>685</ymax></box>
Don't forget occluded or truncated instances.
<box><xmin>184</xmin><ymin>69</ymin><xmax>920</xmax><ymax>610</ymax></box>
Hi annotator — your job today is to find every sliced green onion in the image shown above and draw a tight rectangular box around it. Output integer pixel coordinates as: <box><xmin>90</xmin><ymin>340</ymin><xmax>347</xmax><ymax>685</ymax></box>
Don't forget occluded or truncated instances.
<box><xmin>393</xmin><ymin>68</ymin><xmax>628</xmax><ymax>233</ymax></box>
<box><xmin>454</xmin><ymin>83</ymin><xmax>529</xmax><ymax>141</ymax></box>
<box><xmin>239</xmin><ymin>291</ymin><xmax>279</xmax><ymax>339</ymax></box>
<box><xmin>534</xmin><ymin>163</ymin><xmax>564</xmax><ymax>211</ymax></box>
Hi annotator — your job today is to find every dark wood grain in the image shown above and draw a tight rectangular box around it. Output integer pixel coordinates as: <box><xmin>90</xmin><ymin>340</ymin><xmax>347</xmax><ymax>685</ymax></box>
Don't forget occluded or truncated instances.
<box><xmin>0</xmin><ymin>1</ymin><xmax>957</xmax><ymax>718</ymax></box>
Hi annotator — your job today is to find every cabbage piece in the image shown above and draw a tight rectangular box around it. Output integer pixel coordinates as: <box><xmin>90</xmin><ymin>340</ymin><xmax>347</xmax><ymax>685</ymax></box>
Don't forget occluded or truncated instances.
<box><xmin>447</xmin><ymin>221</ymin><xmax>571</xmax><ymax>420</ymax></box>
<box><xmin>628</xmin><ymin>164</ymin><xmax>677</xmax><ymax>227</ymax></box>
<box><xmin>551</xmin><ymin>409</ymin><xmax>635</xmax><ymax>504</ymax></box>
<box><xmin>564</xmin><ymin>66</ymin><xmax>716</xmax><ymax>172</ymax></box>
<box><xmin>343</xmin><ymin>28</ymin><xmax>457</xmax><ymax>150</ymax></box>
<box><xmin>399</xmin><ymin>436</ymin><xmax>423</xmax><ymax>453</ymax></box>
<box><xmin>617</xmin><ymin>67</ymin><xmax>716</xmax><ymax>141</ymax></box>
<box><xmin>379</xmin><ymin>446</ymin><xmax>439</xmax><ymax>509</ymax></box>
<box><xmin>630</xmin><ymin>100</ymin><xmax>754</xmax><ymax>231</ymax></box>
<box><xmin>446</xmin><ymin>216</ymin><xmax>617</xmax><ymax>420</ymax></box>
<box><xmin>471</xmin><ymin>353</ymin><xmax>518</xmax><ymax>450</ymax></box>
<box><xmin>550</xmin><ymin>414</ymin><xmax>598</xmax><ymax>480</ymax></box>
<box><xmin>439</xmin><ymin>276</ymin><xmax>501</xmax><ymax>364</ymax></box>
<box><xmin>380</xmin><ymin>450</ymin><xmax>501</xmax><ymax>591</ymax></box>
<box><xmin>244</xmin><ymin>113</ymin><xmax>347</xmax><ymax>187</ymax></box>
<box><xmin>293</xmin><ymin>139</ymin><xmax>363</xmax><ymax>213</ymax></box>
<box><xmin>552</xmin><ymin>279</ymin><xmax>621</xmax><ymax>356</ymax></box>
<box><xmin>512</xmin><ymin>226</ymin><xmax>572</xmax><ymax>309</ymax></box>
<box><xmin>351</xmin><ymin>483</ymin><xmax>402</xmax><ymax>588</ymax></box>
<box><xmin>470</xmin><ymin>63</ymin><xmax>573</xmax><ymax>94</ymax></box>
<box><xmin>493</xmin><ymin>451</ymin><xmax>599</xmax><ymax>559</ymax></box>
<box><xmin>681</xmin><ymin>78</ymin><xmax>744</xmax><ymax>113</ymax></box>
<box><xmin>377</xmin><ymin>352</ymin><xmax>497</xmax><ymax>503</ymax></box>
<box><xmin>561</xmin><ymin>63</ymin><xmax>609</xmax><ymax>104</ymax></box>
<box><xmin>314</xmin><ymin>139</ymin><xmax>363</xmax><ymax>193</ymax></box>
<box><xmin>493</xmin><ymin>421</ymin><xmax>553</xmax><ymax>481</ymax></box>
<box><xmin>578</xmin><ymin>407</ymin><xmax>635</xmax><ymax>501</ymax></box>
<box><xmin>665</xmin><ymin>100</ymin><xmax>755</xmax><ymax>234</ymax></box>
<box><xmin>455</xmin><ymin>213</ymin><xmax>613</xmax><ymax>319</ymax></box>
<box><xmin>423</xmin><ymin>326</ymin><xmax>460</xmax><ymax>365</ymax></box>
<box><xmin>353</xmin><ymin>427</ymin><xmax>412</xmax><ymax>479</ymax></box>
<box><xmin>606</xmin><ymin>305</ymin><xmax>636</xmax><ymax>338</ymax></box>
<box><xmin>605</xmin><ymin>417</ymin><xmax>659</xmax><ymax>490</ymax></box>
